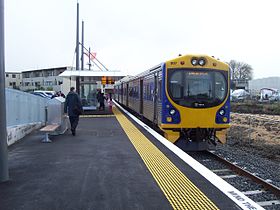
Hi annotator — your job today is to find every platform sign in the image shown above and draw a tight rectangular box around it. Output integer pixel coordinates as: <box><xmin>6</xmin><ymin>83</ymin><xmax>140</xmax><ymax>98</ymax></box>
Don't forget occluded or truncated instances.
<box><xmin>101</xmin><ymin>76</ymin><xmax>115</xmax><ymax>85</ymax></box>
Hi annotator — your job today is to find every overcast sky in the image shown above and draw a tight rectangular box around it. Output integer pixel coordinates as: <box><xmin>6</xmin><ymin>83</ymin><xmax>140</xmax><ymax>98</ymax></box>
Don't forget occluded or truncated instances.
<box><xmin>5</xmin><ymin>0</ymin><xmax>280</xmax><ymax>79</ymax></box>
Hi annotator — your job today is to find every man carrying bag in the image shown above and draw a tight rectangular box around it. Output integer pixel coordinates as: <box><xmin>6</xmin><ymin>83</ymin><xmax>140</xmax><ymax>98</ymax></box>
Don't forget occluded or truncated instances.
<box><xmin>64</xmin><ymin>87</ymin><xmax>83</xmax><ymax>136</ymax></box>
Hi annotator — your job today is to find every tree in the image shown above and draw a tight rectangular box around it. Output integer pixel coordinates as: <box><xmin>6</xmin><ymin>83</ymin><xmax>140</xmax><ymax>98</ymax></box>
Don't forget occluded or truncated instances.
<box><xmin>228</xmin><ymin>60</ymin><xmax>253</xmax><ymax>80</ymax></box>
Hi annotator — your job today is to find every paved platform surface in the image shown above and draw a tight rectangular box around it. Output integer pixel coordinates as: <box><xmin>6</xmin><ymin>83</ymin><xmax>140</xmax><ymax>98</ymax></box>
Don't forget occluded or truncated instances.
<box><xmin>0</xmin><ymin>115</ymin><xmax>171</xmax><ymax>210</ymax></box>
<box><xmin>0</xmin><ymin>108</ymin><xmax>241</xmax><ymax>210</ymax></box>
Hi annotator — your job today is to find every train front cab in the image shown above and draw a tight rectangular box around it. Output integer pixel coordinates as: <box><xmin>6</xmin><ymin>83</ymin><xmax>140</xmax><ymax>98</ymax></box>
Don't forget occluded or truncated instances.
<box><xmin>159</xmin><ymin>55</ymin><xmax>230</xmax><ymax>151</ymax></box>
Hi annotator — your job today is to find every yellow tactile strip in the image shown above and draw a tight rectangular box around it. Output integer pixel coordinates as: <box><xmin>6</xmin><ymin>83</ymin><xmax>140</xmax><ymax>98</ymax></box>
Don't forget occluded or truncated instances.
<box><xmin>80</xmin><ymin>115</ymin><xmax>115</xmax><ymax>118</ymax></box>
<box><xmin>113</xmin><ymin>107</ymin><xmax>219</xmax><ymax>210</ymax></box>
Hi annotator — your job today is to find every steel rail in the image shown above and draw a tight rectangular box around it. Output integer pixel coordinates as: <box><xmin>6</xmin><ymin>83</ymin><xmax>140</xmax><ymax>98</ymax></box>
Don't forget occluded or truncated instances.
<box><xmin>207</xmin><ymin>150</ymin><xmax>280</xmax><ymax>197</ymax></box>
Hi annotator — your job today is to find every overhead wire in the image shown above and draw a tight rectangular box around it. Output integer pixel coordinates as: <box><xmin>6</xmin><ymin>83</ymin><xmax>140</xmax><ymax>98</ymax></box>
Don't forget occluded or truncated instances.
<box><xmin>79</xmin><ymin>42</ymin><xmax>109</xmax><ymax>71</ymax></box>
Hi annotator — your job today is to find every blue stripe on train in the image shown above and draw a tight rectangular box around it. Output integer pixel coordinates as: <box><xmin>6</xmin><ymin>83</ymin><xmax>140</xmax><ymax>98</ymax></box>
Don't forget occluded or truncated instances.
<box><xmin>161</xmin><ymin>63</ymin><xmax>181</xmax><ymax>124</ymax></box>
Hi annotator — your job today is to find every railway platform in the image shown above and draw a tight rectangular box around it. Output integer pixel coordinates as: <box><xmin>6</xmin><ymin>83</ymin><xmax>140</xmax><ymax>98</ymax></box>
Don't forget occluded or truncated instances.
<box><xmin>0</xmin><ymin>105</ymin><xmax>262</xmax><ymax>210</ymax></box>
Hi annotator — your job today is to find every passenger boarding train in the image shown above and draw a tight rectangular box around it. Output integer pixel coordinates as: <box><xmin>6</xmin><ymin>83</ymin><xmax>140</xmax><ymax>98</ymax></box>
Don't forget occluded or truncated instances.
<box><xmin>114</xmin><ymin>54</ymin><xmax>230</xmax><ymax>151</ymax></box>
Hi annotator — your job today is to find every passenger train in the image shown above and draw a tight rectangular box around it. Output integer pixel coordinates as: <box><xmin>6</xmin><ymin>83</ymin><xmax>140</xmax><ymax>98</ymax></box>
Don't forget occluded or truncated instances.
<box><xmin>114</xmin><ymin>54</ymin><xmax>230</xmax><ymax>151</ymax></box>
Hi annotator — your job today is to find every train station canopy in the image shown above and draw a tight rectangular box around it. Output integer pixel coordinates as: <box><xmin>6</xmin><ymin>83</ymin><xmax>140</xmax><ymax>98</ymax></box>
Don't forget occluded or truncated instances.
<box><xmin>59</xmin><ymin>69</ymin><xmax>126</xmax><ymax>77</ymax></box>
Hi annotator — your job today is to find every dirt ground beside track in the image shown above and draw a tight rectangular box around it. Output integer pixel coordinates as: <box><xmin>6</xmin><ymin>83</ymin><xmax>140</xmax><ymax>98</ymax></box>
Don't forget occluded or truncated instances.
<box><xmin>226</xmin><ymin>113</ymin><xmax>280</xmax><ymax>161</ymax></box>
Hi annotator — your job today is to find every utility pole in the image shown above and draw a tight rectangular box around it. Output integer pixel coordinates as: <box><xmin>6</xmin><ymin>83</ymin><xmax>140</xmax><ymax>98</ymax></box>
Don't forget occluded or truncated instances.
<box><xmin>0</xmin><ymin>0</ymin><xmax>9</xmax><ymax>182</ymax></box>
<box><xmin>81</xmin><ymin>20</ymin><xmax>84</xmax><ymax>70</ymax></box>
<box><xmin>75</xmin><ymin>2</ymin><xmax>80</xmax><ymax>94</ymax></box>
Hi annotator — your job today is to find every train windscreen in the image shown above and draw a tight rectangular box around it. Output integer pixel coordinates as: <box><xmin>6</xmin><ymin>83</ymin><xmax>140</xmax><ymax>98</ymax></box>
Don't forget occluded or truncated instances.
<box><xmin>167</xmin><ymin>69</ymin><xmax>227</xmax><ymax>108</ymax></box>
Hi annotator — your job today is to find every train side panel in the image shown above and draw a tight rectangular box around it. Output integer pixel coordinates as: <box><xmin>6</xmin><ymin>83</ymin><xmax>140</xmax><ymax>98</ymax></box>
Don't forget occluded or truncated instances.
<box><xmin>128</xmin><ymin>79</ymin><xmax>141</xmax><ymax>114</ymax></box>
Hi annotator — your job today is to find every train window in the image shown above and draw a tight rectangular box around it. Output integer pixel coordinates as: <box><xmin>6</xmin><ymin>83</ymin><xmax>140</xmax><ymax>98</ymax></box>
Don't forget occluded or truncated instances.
<box><xmin>146</xmin><ymin>84</ymin><xmax>150</xmax><ymax>100</ymax></box>
<box><xmin>134</xmin><ymin>86</ymin><xmax>139</xmax><ymax>98</ymax></box>
<box><xmin>149</xmin><ymin>83</ymin><xmax>154</xmax><ymax>100</ymax></box>
<box><xmin>169</xmin><ymin>71</ymin><xmax>183</xmax><ymax>98</ymax></box>
<box><xmin>143</xmin><ymin>84</ymin><xmax>148</xmax><ymax>100</ymax></box>
<box><xmin>143</xmin><ymin>79</ymin><xmax>154</xmax><ymax>101</ymax></box>
<box><xmin>215</xmin><ymin>73</ymin><xmax>226</xmax><ymax>100</ymax></box>
<box><xmin>129</xmin><ymin>87</ymin><xmax>133</xmax><ymax>97</ymax></box>
<box><xmin>168</xmin><ymin>69</ymin><xmax>227</xmax><ymax>108</ymax></box>
<box><xmin>184</xmin><ymin>73</ymin><xmax>212</xmax><ymax>99</ymax></box>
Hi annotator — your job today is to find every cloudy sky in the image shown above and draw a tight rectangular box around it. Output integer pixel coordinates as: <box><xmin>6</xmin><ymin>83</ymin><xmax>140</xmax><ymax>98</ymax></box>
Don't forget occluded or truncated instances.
<box><xmin>5</xmin><ymin>0</ymin><xmax>280</xmax><ymax>79</ymax></box>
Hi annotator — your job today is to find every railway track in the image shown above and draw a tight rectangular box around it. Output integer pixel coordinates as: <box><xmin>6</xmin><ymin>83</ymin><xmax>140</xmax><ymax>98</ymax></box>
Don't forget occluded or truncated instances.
<box><xmin>188</xmin><ymin>151</ymin><xmax>280</xmax><ymax>210</ymax></box>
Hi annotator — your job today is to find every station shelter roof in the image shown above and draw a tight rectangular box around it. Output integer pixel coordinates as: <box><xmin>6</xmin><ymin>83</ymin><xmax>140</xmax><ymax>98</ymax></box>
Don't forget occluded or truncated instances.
<box><xmin>59</xmin><ymin>70</ymin><xmax>127</xmax><ymax>78</ymax></box>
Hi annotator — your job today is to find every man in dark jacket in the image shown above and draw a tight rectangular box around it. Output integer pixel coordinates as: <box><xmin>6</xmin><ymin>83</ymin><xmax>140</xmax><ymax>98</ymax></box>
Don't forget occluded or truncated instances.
<box><xmin>98</xmin><ymin>92</ymin><xmax>106</xmax><ymax>110</ymax></box>
<box><xmin>64</xmin><ymin>87</ymin><xmax>83</xmax><ymax>136</ymax></box>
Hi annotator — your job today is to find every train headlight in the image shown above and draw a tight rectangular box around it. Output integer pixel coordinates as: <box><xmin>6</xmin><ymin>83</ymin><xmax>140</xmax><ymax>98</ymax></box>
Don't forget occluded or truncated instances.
<box><xmin>191</xmin><ymin>58</ymin><xmax>198</xmax><ymax>66</ymax></box>
<box><xmin>198</xmin><ymin>58</ymin><xmax>206</xmax><ymax>66</ymax></box>
<box><xmin>219</xmin><ymin>109</ymin><xmax>225</xmax><ymax>116</ymax></box>
<box><xmin>166</xmin><ymin>117</ymin><xmax>172</xmax><ymax>122</ymax></box>
<box><xmin>169</xmin><ymin>109</ymin><xmax>176</xmax><ymax>115</ymax></box>
<box><xmin>223</xmin><ymin>117</ymin><xmax>228</xmax><ymax>123</ymax></box>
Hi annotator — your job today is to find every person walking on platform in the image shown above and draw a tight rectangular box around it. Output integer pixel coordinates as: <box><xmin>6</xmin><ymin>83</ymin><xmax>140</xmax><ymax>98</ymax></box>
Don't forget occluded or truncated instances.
<box><xmin>64</xmin><ymin>87</ymin><xmax>83</xmax><ymax>136</ymax></box>
<box><xmin>96</xmin><ymin>90</ymin><xmax>101</xmax><ymax>109</ymax></box>
<box><xmin>98</xmin><ymin>92</ymin><xmax>106</xmax><ymax>110</ymax></box>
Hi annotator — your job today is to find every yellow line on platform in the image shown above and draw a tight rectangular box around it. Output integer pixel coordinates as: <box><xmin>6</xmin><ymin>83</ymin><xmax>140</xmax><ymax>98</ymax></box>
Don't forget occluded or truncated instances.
<box><xmin>113</xmin><ymin>107</ymin><xmax>219</xmax><ymax>210</ymax></box>
<box><xmin>80</xmin><ymin>115</ymin><xmax>115</xmax><ymax>118</ymax></box>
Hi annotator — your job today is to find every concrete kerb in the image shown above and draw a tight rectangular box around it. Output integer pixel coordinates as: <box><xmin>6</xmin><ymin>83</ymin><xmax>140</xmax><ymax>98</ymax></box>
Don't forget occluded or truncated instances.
<box><xmin>7</xmin><ymin>123</ymin><xmax>44</xmax><ymax>146</ymax></box>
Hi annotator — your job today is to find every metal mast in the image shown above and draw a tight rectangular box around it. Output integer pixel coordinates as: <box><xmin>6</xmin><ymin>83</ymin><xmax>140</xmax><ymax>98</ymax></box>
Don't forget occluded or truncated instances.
<box><xmin>81</xmin><ymin>20</ymin><xmax>84</xmax><ymax>70</ymax></box>
<box><xmin>0</xmin><ymin>0</ymin><xmax>9</xmax><ymax>182</ymax></box>
<box><xmin>75</xmin><ymin>2</ymin><xmax>80</xmax><ymax>94</ymax></box>
<box><xmin>88</xmin><ymin>47</ymin><xmax>91</xmax><ymax>70</ymax></box>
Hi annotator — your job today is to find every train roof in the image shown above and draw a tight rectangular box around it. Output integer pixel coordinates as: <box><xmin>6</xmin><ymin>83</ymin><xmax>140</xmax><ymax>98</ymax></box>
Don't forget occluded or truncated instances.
<box><xmin>114</xmin><ymin>64</ymin><xmax>162</xmax><ymax>85</ymax></box>
<box><xmin>134</xmin><ymin>64</ymin><xmax>162</xmax><ymax>79</ymax></box>
<box><xmin>114</xmin><ymin>75</ymin><xmax>135</xmax><ymax>85</ymax></box>
<box><xmin>59</xmin><ymin>70</ymin><xmax>126</xmax><ymax>77</ymax></box>
<box><xmin>166</xmin><ymin>54</ymin><xmax>228</xmax><ymax>68</ymax></box>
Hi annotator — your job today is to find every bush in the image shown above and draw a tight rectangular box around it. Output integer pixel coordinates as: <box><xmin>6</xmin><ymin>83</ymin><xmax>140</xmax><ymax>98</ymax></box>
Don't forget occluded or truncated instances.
<box><xmin>231</xmin><ymin>101</ymin><xmax>280</xmax><ymax>115</ymax></box>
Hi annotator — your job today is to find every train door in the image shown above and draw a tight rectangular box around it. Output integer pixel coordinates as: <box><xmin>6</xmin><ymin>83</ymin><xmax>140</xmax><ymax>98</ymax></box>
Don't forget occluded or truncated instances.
<box><xmin>117</xmin><ymin>86</ymin><xmax>120</xmax><ymax>102</ymax></box>
<box><xmin>140</xmin><ymin>79</ymin><xmax>143</xmax><ymax>114</ymax></box>
<box><xmin>121</xmin><ymin>83</ymin><xmax>123</xmax><ymax>104</ymax></box>
<box><xmin>153</xmin><ymin>72</ymin><xmax>158</xmax><ymax>123</ymax></box>
<box><xmin>126</xmin><ymin>83</ymin><xmax>129</xmax><ymax>106</ymax></box>
<box><xmin>157</xmin><ymin>70</ymin><xmax>163</xmax><ymax>125</ymax></box>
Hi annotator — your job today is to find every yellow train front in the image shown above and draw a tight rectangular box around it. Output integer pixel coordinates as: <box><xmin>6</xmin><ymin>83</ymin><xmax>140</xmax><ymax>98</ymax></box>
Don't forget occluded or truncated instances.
<box><xmin>114</xmin><ymin>54</ymin><xmax>230</xmax><ymax>151</ymax></box>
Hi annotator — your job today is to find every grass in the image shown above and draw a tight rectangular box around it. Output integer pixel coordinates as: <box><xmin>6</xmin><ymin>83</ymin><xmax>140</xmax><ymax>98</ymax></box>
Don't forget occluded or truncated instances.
<box><xmin>231</xmin><ymin>101</ymin><xmax>280</xmax><ymax>115</ymax></box>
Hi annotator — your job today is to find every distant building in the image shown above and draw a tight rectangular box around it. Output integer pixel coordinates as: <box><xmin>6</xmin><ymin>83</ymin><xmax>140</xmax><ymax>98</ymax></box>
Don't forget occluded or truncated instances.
<box><xmin>6</xmin><ymin>66</ymin><xmax>127</xmax><ymax>110</ymax></box>
<box><xmin>249</xmin><ymin>77</ymin><xmax>280</xmax><ymax>94</ymax></box>
<box><xmin>231</xmin><ymin>79</ymin><xmax>249</xmax><ymax>90</ymax></box>
<box><xmin>5</xmin><ymin>72</ymin><xmax>22</xmax><ymax>89</ymax></box>
<box><xmin>21</xmin><ymin>66</ymin><xmax>71</xmax><ymax>92</ymax></box>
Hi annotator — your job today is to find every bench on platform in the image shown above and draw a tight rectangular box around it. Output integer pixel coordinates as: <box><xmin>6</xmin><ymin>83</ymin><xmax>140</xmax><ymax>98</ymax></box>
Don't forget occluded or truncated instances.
<box><xmin>40</xmin><ymin>124</ymin><xmax>60</xmax><ymax>143</ymax></box>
